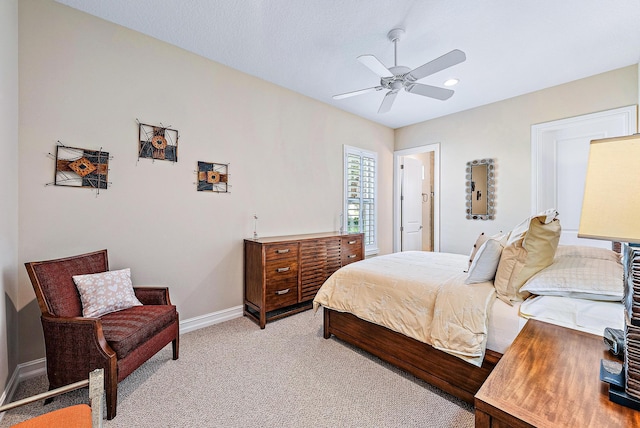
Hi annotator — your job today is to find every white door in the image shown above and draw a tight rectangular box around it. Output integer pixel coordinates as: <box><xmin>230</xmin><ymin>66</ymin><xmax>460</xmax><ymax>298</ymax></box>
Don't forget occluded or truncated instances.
<box><xmin>401</xmin><ymin>156</ymin><xmax>423</xmax><ymax>251</ymax></box>
<box><xmin>532</xmin><ymin>105</ymin><xmax>637</xmax><ymax>248</ymax></box>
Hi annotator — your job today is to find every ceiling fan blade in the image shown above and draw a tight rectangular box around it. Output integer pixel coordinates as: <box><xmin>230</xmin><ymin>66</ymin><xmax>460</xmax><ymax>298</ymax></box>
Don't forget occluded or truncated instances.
<box><xmin>406</xmin><ymin>83</ymin><xmax>454</xmax><ymax>100</ymax></box>
<box><xmin>357</xmin><ymin>55</ymin><xmax>394</xmax><ymax>78</ymax></box>
<box><xmin>333</xmin><ymin>86</ymin><xmax>384</xmax><ymax>100</ymax></box>
<box><xmin>407</xmin><ymin>49</ymin><xmax>466</xmax><ymax>81</ymax></box>
<box><xmin>378</xmin><ymin>90</ymin><xmax>398</xmax><ymax>114</ymax></box>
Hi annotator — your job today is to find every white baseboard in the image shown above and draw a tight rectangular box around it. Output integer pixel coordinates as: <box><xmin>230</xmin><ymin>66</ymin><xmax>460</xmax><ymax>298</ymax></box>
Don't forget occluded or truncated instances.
<box><xmin>0</xmin><ymin>358</ymin><xmax>46</xmax><ymax>422</ymax></box>
<box><xmin>179</xmin><ymin>305</ymin><xmax>243</xmax><ymax>334</ymax></box>
<box><xmin>0</xmin><ymin>306</ymin><xmax>244</xmax><ymax>417</ymax></box>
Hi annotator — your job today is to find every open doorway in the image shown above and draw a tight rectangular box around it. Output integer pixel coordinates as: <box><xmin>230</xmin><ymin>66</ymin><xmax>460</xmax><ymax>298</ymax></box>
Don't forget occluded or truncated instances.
<box><xmin>393</xmin><ymin>144</ymin><xmax>440</xmax><ymax>253</ymax></box>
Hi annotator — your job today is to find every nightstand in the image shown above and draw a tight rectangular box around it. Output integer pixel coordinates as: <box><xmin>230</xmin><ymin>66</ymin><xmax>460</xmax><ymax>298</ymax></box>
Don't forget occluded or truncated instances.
<box><xmin>475</xmin><ymin>319</ymin><xmax>640</xmax><ymax>427</ymax></box>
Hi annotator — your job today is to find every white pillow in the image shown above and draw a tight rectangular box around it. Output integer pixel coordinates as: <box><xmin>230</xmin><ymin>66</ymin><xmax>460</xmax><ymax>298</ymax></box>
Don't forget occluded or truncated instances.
<box><xmin>466</xmin><ymin>238</ymin><xmax>504</xmax><ymax>284</ymax></box>
<box><xmin>467</xmin><ymin>232</ymin><xmax>506</xmax><ymax>270</ymax></box>
<box><xmin>520</xmin><ymin>257</ymin><xmax>623</xmax><ymax>301</ymax></box>
<box><xmin>519</xmin><ymin>295</ymin><xmax>624</xmax><ymax>335</ymax></box>
<box><xmin>73</xmin><ymin>268</ymin><xmax>143</xmax><ymax>317</ymax></box>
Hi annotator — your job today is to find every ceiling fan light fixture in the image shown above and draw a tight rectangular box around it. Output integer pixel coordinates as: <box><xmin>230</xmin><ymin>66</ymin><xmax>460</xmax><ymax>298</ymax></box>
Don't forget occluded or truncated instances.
<box><xmin>332</xmin><ymin>29</ymin><xmax>466</xmax><ymax>113</ymax></box>
<box><xmin>444</xmin><ymin>78</ymin><xmax>459</xmax><ymax>87</ymax></box>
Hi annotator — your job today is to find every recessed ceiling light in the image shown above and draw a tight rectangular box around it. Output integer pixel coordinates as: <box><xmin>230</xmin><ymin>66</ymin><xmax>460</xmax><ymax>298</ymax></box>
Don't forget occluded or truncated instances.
<box><xmin>444</xmin><ymin>78</ymin><xmax>459</xmax><ymax>87</ymax></box>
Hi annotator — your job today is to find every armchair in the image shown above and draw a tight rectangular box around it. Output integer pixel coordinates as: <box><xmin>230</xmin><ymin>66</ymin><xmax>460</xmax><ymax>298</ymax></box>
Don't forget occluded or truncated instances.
<box><xmin>25</xmin><ymin>249</ymin><xmax>179</xmax><ymax>420</ymax></box>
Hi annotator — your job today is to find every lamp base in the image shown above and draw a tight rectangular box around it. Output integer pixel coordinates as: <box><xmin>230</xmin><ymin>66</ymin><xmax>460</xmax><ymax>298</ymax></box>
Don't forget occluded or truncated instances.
<box><xmin>600</xmin><ymin>359</ymin><xmax>640</xmax><ymax>411</ymax></box>
<box><xmin>609</xmin><ymin>385</ymin><xmax>640</xmax><ymax>411</ymax></box>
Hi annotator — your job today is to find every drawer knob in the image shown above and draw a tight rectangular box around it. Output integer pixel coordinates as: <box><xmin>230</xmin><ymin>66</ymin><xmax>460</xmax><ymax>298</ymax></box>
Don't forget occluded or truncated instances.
<box><xmin>276</xmin><ymin>249</ymin><xmax>290</xmax><ymax>254</ymax></box>
<box><xmin>276</xmin><ymin>267</ymin><xmax>290</xmax><ymax>273</ymax></box>
<box><xmin>275</xmin><ymin>288</ymin><xmax>290</xmax><ymax>295</ymax></box>
<box><xmin>348</xmin><ymin>254</ymin><xmax>357</xmax><ymax>259</ymax></box>
<box><xmin>348</xmin><ymin>240</ymin><xmax>357</xmax><ymax>245</ymax></box>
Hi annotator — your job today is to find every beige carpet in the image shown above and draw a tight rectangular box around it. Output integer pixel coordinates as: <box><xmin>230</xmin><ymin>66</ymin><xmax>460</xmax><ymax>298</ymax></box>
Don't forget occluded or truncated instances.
<box><xmin>1</xmin><ymin>309</ymin><xmax>473</xmax><ymax>427</ymax></box>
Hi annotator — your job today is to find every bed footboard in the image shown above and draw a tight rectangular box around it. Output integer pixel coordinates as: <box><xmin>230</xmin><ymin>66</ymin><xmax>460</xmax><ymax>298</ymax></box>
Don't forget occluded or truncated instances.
<box><xmin>322</xmin><ymin>308</ymin><xmax>501</xmax><ymax>404</ymax></box>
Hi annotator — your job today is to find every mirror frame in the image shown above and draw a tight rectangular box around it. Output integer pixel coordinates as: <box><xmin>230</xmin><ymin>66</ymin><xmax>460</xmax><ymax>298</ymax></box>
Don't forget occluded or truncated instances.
<box><xmin>466</xmin><ymin>158</ymin><xmax>495</xmax><ymax>220</ymax></box>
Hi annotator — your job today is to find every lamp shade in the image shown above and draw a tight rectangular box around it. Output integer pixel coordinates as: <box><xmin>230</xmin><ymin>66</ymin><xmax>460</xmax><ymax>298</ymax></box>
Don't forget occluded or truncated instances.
<box><xmin>578</xmin><ymin>134</ymin><xmax>640</xmax><ymax>244</ymax></box>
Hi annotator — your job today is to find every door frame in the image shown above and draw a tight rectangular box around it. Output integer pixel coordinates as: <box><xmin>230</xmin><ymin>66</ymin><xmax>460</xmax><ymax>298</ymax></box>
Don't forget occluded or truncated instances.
<box><xmin>393</xmin><ymin>143</ymin><xmax>440</xmax><ymax>253</ymax></box>
<box><xmin>531</xmin><ymin>105</ymin><xmax>637</xmax><ymax>213</ymax></box>
<box><xmin>530</xmin><ymin>104</ymin><xmax>637</xmax><ymax>245</ymax></box>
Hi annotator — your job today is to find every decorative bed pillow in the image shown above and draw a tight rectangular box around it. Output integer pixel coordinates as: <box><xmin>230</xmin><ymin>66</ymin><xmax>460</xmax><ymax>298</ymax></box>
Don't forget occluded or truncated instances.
<box><xmin>466</xmin><ymin>235</ymin><xmax>506</xmax><ymax>284</ymax></box>
<box><xmin>554</xmin><ymin>245</ymin><xmax>621</xmax><ymax>263</ymax></box>
<box><xmin>494</xmin><ymin>209</ymin><xmax>561</xmax><ymax>305</ymax></box>
<box><xmin>73</xmin><ymin>268</ymin><xmax>142</xmax><ymax>317</ymax></box>
<box><xmin>467</xmin><ymin>233</ymin><xmax>488</xmax><ymax>269</ymax></box>
<box><xmin>520</xmin><ymin>256</ymin><xmax>623</xmax><ymax>301</ymax></box>
<box><xmin>467</xmin><ymin>232</ymin><xmax>506</xmax><ymax>270</ymax></box>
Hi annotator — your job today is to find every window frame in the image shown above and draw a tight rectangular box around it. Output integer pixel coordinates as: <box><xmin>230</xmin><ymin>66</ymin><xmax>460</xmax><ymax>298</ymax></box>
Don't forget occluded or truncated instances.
<box><xmin>343</xmin><ymin>145</ymin><xmax>378</xmax><ymax>256</ymax></box>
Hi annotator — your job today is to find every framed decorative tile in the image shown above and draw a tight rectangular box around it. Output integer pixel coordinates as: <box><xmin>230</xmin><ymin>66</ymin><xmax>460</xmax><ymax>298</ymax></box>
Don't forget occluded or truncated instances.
<box><xmin>197</xmin><ymin>161</ymin><xmax>229</xmax><ymax>193</ymax></box>
<box><xmin>54</xmin><ymin>145</ymin><xmax>109</xmax><ymax>190</ymax></box>
<box><xmin>138</xmin><ymin>122</ymin><xmax>178</xmax><ymax>162</ymax></box>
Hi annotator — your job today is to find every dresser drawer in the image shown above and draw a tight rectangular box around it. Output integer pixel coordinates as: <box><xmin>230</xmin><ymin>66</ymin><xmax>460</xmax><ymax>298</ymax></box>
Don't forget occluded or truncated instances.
<box><xmin>265</xmin><ymin>279</ymin><xmax>298</xmax><ymax>311</ymax></box>
<box><xmin>264</xmin><ymin>243</ymin><xmax>298</xmax><ymax>262</ymax></box>
<box><xmin>341</xmin><ymin>235</ymin><xmax>363</xmax><ymax>265</ymax></box>
<box><xmin>265</xmin><ymin>258</ymin><xmax>298</xmax><ymax>281</ymax></box>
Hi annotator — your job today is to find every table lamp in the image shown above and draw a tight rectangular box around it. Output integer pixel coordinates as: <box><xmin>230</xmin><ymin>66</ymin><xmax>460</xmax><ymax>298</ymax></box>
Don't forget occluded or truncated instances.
<box><xmin>578</xmin><ymin>133</ymin><xmax>640</xmax><ymax>409</ymax></box>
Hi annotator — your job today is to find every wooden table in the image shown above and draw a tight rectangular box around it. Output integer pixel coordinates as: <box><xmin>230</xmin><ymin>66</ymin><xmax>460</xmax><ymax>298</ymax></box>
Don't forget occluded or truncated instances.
<box><xmin>475</xmin><ymin>319</ymin><xmax>640</xmax><ymax>427</ymax></box>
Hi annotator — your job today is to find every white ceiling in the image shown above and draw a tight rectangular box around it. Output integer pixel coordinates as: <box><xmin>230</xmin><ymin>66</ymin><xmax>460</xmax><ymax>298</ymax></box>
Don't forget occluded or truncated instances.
<box><xmin>55</xmin><ymin>0</ymin><xmax>640</xmax><ymax>129</ymax></box>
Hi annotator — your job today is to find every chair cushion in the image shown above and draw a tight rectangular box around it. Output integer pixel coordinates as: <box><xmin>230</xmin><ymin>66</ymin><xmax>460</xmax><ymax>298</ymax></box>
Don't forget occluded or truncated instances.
<box><xmin>100</xmin><ymin>305</ymin><xmax>177</xmax><ymax>359</ymax></box>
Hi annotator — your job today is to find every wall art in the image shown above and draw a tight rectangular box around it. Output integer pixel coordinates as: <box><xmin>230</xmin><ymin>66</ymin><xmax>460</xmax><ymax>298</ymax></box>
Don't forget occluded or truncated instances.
<box><xmin>197</xmin><ymin>161</ymin><xmax>229</xmax><ymax>193</ymax></box>
<box><xmin>138</xmin><ymin>121</ymin><xmax>179</xmax><ymax>162</ymax></box>
<box><xmin>50</xmin><ymin>143</ymin><xmax>110</xmax><ymax>192</ymax></box>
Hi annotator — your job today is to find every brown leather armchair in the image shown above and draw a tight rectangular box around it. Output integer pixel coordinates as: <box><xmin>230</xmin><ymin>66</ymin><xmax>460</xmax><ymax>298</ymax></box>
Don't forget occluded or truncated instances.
<box><xmin>25</xmin><ymin>250</ymin><xmax>179</xmax><ymax>420</ymax></box>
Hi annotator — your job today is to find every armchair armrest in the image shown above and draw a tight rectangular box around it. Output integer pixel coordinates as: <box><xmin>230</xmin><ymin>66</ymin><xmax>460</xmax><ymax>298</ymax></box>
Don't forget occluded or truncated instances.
<box><xmin>40</xmin><ymin>315</ymin><xmax>116</xmax><ymax>387</ymax></box>
<box><xmin>133</xmin><ymin>287</ymin><xmax>172</xmax><ymax>305</ymax></box>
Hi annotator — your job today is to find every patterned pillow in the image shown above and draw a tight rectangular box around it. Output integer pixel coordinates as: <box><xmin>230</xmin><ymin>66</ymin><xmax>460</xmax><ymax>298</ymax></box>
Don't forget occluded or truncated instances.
<box><xmin>73</xmin><ymin>268</ymin><xmax>142</xmax><ymax>317</ymax></box>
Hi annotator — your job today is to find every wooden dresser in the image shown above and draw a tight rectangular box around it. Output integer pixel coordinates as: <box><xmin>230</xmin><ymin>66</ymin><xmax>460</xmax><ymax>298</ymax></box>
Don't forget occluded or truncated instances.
<box><xmin>475</xmin><ymin>319</ymin><xmax>640</xmax><ymax>427</ymax></box>
<box><xmin>244</xmin><ymin>232</ymin><xmax>364</xmax><ymax>328</ymax></box>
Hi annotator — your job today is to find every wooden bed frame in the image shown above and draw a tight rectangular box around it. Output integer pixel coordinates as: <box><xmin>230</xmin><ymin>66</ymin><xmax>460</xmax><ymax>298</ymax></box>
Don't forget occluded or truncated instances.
<box><xmin>323</xmin><ymin>308</ymin><xmax>502</xmax><ymax>404</ymax></box>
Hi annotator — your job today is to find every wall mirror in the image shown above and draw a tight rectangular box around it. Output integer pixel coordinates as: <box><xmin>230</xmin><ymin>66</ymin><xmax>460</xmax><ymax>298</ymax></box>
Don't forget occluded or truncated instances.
<box><xmin>466</xmin><ymin>159</ymin><xmax>495</xmax><ymax>220</ymax></box>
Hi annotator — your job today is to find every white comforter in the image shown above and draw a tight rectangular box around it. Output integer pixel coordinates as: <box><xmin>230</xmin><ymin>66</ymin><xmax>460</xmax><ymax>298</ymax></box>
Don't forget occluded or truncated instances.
<box><xmin>313</xmin><ymin>251</ymin><xmax>496</xmax><ymax>366</ymax></box>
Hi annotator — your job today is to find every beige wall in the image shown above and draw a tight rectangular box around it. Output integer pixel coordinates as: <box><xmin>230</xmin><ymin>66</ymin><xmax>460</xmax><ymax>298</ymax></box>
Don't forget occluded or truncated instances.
<box><xmin>16</xmin><ymin>0</ymin><xmax>394</xmax><ymax>362</ymax></box>
<box><xmin>0</xmin><ymin>0</ymin><xmax>19</xmax><ymax>393</ymax></box>
<box><xmin>8</xmin><ymin>0</ymin><xmax>639</xmax><ymax>372</ymax></box>
<box><xmin>395</xmin><ymin>66</ymin><xmax>638</xmax><ymax>255</ymax></box>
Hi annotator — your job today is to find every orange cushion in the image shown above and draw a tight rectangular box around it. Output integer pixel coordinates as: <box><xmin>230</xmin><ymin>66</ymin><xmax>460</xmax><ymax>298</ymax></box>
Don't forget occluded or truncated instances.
<box><xmin>11</xmin><ymin>404</ymin><xmax>91</xmax><ymax>428</ymax></box>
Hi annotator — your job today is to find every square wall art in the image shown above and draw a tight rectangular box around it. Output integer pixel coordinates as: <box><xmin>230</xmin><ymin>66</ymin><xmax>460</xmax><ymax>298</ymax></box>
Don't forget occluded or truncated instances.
<box><xmin>197</xmin><ymin>161</ymin><xmax>229</xmax><ymax>193</ymax></box>
<box><xmin>138</xmin><ymin>122</ymin><xmax>178</xmax><ymax>162</ymax></box>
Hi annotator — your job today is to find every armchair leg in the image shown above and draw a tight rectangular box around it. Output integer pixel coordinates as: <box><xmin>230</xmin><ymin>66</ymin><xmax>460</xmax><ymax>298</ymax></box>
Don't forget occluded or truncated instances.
<box><xmin>44</xmin><ymin>384</ymin><xmax>56</xmax><ymax>405</ymax></box>
<box><xmin>105</xmin><ymin>374</ymin><xmax>118</xmax><ymax>420</ymax></box>
<box><xmin>172</xmin><ymin>336</ymin><xmax>179</xmax><ymax>360</ymax></box>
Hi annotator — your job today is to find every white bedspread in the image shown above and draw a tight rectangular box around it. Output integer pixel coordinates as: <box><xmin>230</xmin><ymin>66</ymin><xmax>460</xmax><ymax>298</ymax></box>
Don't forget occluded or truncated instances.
<box><xmin>313</xmin><ymin>251</ymin><xmax>496</xmax><ymax>366</ymax></box>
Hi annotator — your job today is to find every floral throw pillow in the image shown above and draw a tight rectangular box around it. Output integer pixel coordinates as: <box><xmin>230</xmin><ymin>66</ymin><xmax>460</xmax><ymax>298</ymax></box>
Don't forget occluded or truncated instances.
<box><xmin>73</xmin><ymin>268</ymin><xmax>142</xmax><ymax>317</ymax></box>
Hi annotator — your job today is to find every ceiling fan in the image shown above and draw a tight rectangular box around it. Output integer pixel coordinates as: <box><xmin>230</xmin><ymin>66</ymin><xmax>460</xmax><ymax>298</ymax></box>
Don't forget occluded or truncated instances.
<box><xmin>333</xmin><ymin>28</ymin><xmax>466</xmax><ymax>113</ymax></box>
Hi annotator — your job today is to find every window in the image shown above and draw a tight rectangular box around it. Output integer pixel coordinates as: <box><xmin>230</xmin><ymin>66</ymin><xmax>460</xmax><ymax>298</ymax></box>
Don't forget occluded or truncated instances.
<box><xmin>344</xmin><ymin>145</ymin><xmax>378</xmax><ymax>255</ymax></box>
